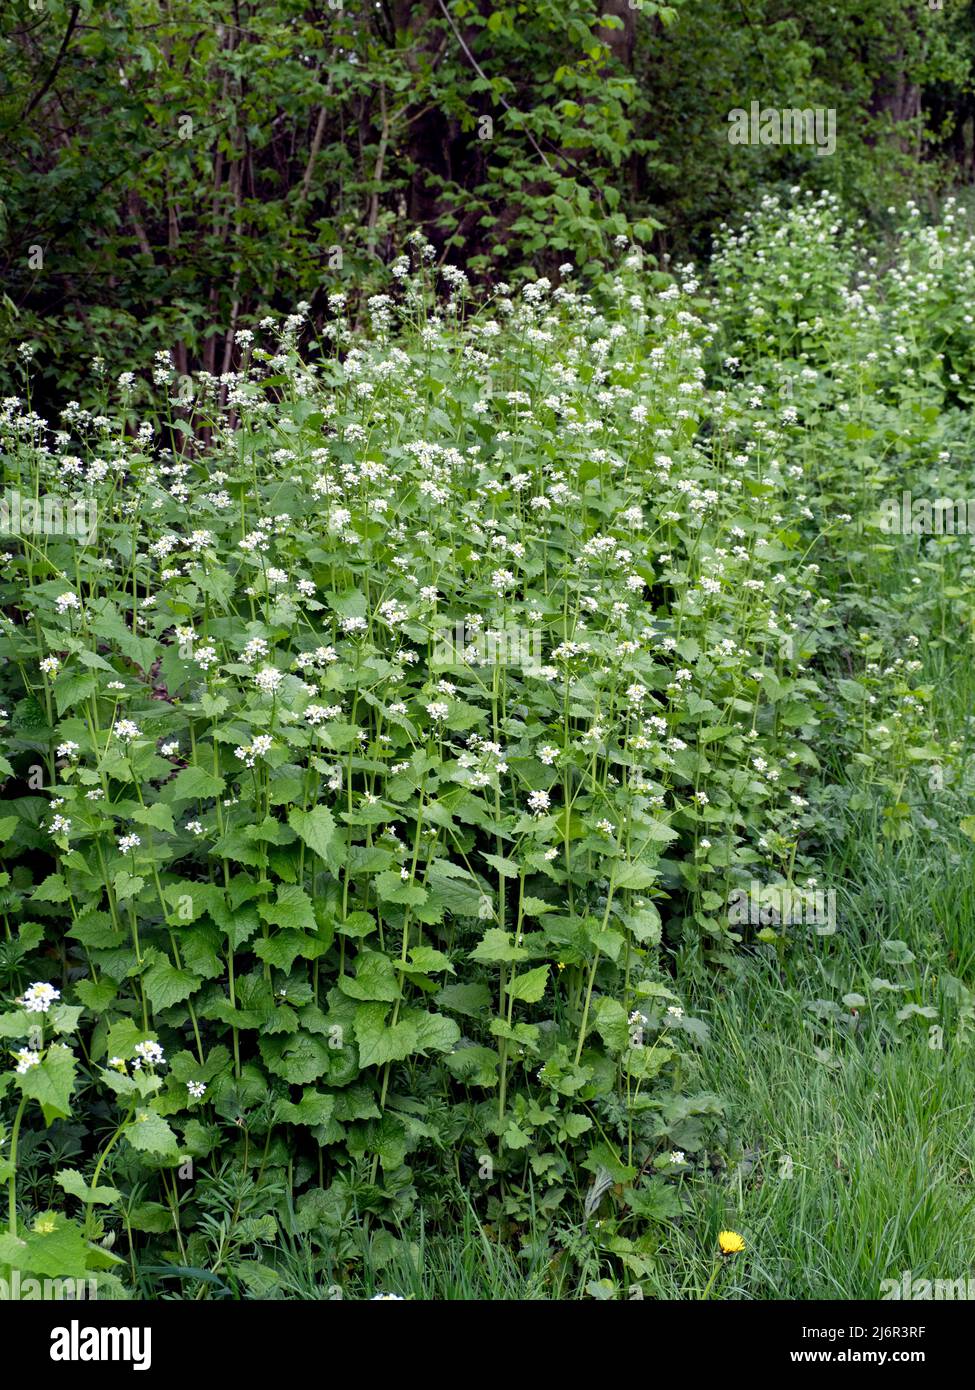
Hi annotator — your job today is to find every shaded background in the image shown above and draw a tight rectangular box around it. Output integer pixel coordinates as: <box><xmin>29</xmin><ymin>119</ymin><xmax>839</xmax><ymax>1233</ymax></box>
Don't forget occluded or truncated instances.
<box><xmin>2</xmin><ymin>0</ymin><xmax>974</xmax><ymax>402</ymax></box>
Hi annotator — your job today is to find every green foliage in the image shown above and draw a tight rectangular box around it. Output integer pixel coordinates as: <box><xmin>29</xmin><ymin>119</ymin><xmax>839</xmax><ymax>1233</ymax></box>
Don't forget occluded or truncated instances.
<box><xmin>2</xmin><ymin>0</ymin><xmax>973</xmax><ymax>396</ymax></box>
<box><xmin>3</xmin><ymin>190</ymin><xmax>975</xmax><ymax>1296</ymax></box>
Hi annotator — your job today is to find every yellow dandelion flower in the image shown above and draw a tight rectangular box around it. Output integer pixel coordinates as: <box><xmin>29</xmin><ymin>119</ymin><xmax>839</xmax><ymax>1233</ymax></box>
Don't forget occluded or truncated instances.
<box><xmin>718</xmin><ymin>1229</ymin><xmax>745</xmax><ymax>1255</ymax></box>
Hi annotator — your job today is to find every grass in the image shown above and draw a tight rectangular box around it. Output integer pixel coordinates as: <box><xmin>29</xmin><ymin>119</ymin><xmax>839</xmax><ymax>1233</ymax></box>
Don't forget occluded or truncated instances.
<box><xmin>673</xmin><ymin>950</ymin><xmax>975</xmax><ymax>1299</ymax></box>
<box><xmin>296</xmin><ymin>475</ymin><xmax>975</xmax><ymax>1303</ymax></box>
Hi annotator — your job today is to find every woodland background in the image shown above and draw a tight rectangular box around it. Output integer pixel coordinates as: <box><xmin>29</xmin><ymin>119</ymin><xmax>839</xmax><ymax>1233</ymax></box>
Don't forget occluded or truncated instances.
<box><xmin>1</xmin><ymin>0</ymin><xmax>974</xmax><ymax>399</ymax></box>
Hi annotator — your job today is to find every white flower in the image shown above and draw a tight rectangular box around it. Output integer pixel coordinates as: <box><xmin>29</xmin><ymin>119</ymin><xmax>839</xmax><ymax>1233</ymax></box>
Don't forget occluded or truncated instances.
<box><xmin>669</xmin><ymin>1150</ymin><xmax>686</xmax><ymax>1165</ymax></box>
<box><xmin>113</xmin><ymin>719</ymin><xmax>141</xmax><ymax>742</ymax></box>
<box><xmin>186</xmin><ymin>1080</ymin><xmax>207</xmax><ymax>1099</ymax></box>
<box><xmin>117</xmin><ymin>833</ymin><xmax>141</xmax><ymax>855</ymax></box>
<box><xmin>255</xmin><ymin>666</ymin><xmax>283</xmax><ymax>694</ymax></box>
<box><xmin>305</xmin><ymin>704</ymin><xmax>341</xmax><ymax>726</ymax></box>
<box><xmin>370</xmin><ymin>1293</ymin><xmax>405</xmax><ymax>1301</ymax></box>
<box><xmin>56</xmin><ymin>740</ymin><xmax>80</xmax><ymax>759</ymax></box>
<box><xmin>21</xmin><ymin>982</ymin><xmax>61</xmax><ymax>1014</ymax></box>
<box><xmin>161</xmin><ymin>740</ymin><xmax>180</xmax><ymax>756</ymax></box>
<box><xmin>14</xmin><ymin>1049</ymin><xmax>41</xmax><ymax>1074</ymax></box>
<box><xmin>55</xmin><ymin>592</ymin><xmax>81</xmax><ymax>615</ymax></box>
<box><xmin>242</xmin><ymin>637</ymin><xmax>269</xmax><ymax>663</ymax></box>
<box><xmin>537</xmin><ymin>745</ymin><xmax>559</xmax><ymax>765</ymax></box>
<box><xmin>527</xmin><ymin>790</ymin><xmax>550</xmax><ymax>815</ymax></box>
<box><xmin>426</xmin><ymin>701</ymin><xmax>449</xmax><ymax>721</ymax></box>
<box><xmin>133</xmin><ymin>1040</ymin><xmax>165</xmax><ymax>1070</ymax></box>
<box><xmin>39</xmin><ymin>656</ymin><xmax>61</xmax><ymax>676</ymax></box>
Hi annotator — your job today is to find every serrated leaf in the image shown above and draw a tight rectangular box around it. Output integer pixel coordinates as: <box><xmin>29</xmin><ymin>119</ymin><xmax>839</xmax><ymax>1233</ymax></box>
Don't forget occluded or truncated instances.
<box><xmin>15</xmin><ymin>1045</ymin><xmax>78</xmax><ymax>1124</ymax></box>
<box><xmin>470</xmin><ymin>928</ymin><xmax>530</xmax><ymax>963</ymax></box>
<box><xmin>258</xmin><ymin>884</ymin><xmax>315</xmax><ymax>932</ymax></box>
<box><xmin>259</xmin><ymin>1031</ymin><xmax>332</xmax><ymax>1084</ymax></box>
<box><xmin>31</xmin><ymin>874</ymin><xmax>71</xmax><ymax>904</ymax></box>
<box><xmin>274</xmin><ymin>1089</ymin><xmax>336</xmax><ymax>1128</ymax></box>
<box><xmin>169</xmin><ymin>765</ymin><xmax>226</xmax><ymax>802</ymax></box>
<box><xmin>125</xmin><ymin>1108</ymin><xmax>180</xmax><ymax>1158</ymax></box>
<box><xmin>143</xmin><ymin>958</ymin><xmax>202</xmax><ymax>1011</ymax></box>
<box><xmin>353</xmin><ymin>1003</ymin><xmax>419</xmax><ymax>1068</ymax></box>
<box><xmin>338</xmin><ymin>950</ymin><xmax>400</xmax><ymax>1002</ymax></box>
<box><xmin>55</xmin><ymin>1169</ymin><xmax>121</xmax><ymax>1206</ymax></box>
<box><xmin>505</xmin><ymin>964</ymin><xmax>549</xmax><ymax>1004</ymax></box>
<box><xmin>288</xmin><ymin>805</ymin><xmax>344</xmax><ymax>870</ymax></box>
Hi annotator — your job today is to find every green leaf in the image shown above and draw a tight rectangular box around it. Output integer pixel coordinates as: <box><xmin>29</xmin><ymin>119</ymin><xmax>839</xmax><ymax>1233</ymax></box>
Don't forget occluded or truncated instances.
<box><xmin>593</xmin><ymin>996</ymin><xmax>629</xmax><ymax>1052</ymax></box>
<box><xmin>31</xmin><ymin>874</ymin><xmax>70</xmax><ymax>904</ymax></box>
<box><xmin>0</xmin><ymin>1213</ymin><xmax>99</xmax><ymax>1278</ymax></box>
<box><xmin>259</xmin><ymin>1031</ymin><xmax>332</xmax><ymax>1084</ymax></box>
<box><xmin>353</xmin><ymin>1003</ymin><xmax>419</xmax><ymax>1068</ymax></box>
<box><xmin>406</xmin><ymin>946</ymin><xmax>454</xmax><ymax>975</ymax></box>
<box><xmin>55</xmin><ymin>1169</ymin><xmax>122</xmax><ymax>1206</ymax></box>
<box><xmin>482</xmin><ymin>852</ymin><xmax>519</xmax><ymax>878</ymax></box>
<box><xmin>338</xmin><ymin>950</ymin><xmax>400</xmax><ymax>1002</ymax></box>
<box><xmin>288</xmin><ymin>805</ymin><xmax>344</xmax><ymax>870</ymax></box>
<box><xmin>411</xmin><ymin>1009</ymin><xmax>461</xmax><ymax>1055</ymax></box>
<box><xmin>435</xmin><ymin>982</ymin><xmax>492</xmax><ymax>1016</ymax></box>
<box><xmin>75</xmin><ymin>979</ymin><xmax>119</xmax><ymax>1011</ymax></box>
<box><xmin>113</xmin><ymin>871</ymin><xmax>145</xmax><ymax>901</ymax></box>
<box><xmin>445</xmin><ymin>1045</ymin><xmax>499</xmax><ymax>1086</ymax></box>
<box><xmin>169</xmin><ymin>765</ymin><xmax>226</xmax><ymax>801</ymax></box>
<box><xmin>258</xmin><ymin>884</ymin><xmax>316</xmax><ymax>932</ymax></box>
<box><xmin>614</xmin><ymin>861</ymin><xmax>660</xmax><ymax>889</ymax></box>
<box><xmin>505</xmin><ymin>964</ymin><xmax>549</xmax><ymax>1004</ymax></box>
<box><xmin>143</xmin><ymin>958</ymin><xmax>202</xmax><ymax>1011</ymax></box>
<box><xmin>53</xmin><ymin>671</ymin><xmax>97</xmax><ymax>717</ymax></box>
<box><xmin>470</xmin><ymin>928</ymin><xmax>530</xmax><ymax>963</ymax></box>
<box><xmin>49</xmin><ymin>1004</ymin><xmax>83</xmax><ymax>1036</ymax></box>
<box><xmin>274</xmin><ymin>1089</ymin><xmax>336</xmax><ymax>1128</ymax></box>
<box><xmin>125</xmin><ymin>1108</ymin><xmax>180</xmax><ymax>1159</ymax></box>
<box><xmin>132</xmin><ymin>802</ymin><xmax>175</xmax><ymax>833</ymax></box>
<box><xmin>255</xmin><ymin>928</ymin><xmax>330</xmax><ymax>970</ymax></box>
<box><xmin>15</xmin><ymin>1045</ymin><xmax>78</xmax><ymax>1124</ymax></box>
<box><xmin>0</xmin><ymin>1009</ymin><xmax>30</xmax><ymax>1038</ymax></box>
